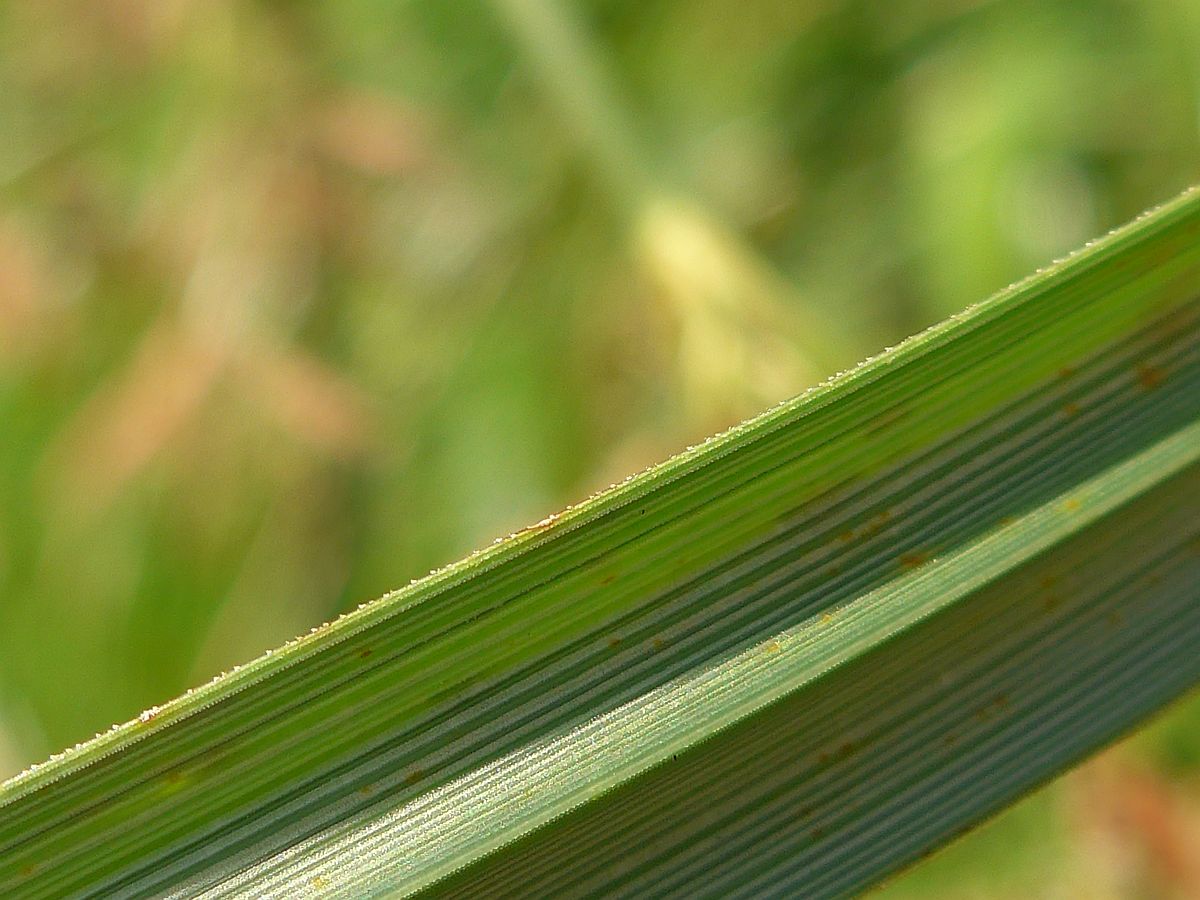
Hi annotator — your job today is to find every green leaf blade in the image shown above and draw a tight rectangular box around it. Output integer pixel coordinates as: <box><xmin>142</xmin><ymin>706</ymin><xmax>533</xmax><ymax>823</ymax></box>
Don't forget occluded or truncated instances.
<box><xmin>3</xmin><ymin>188</ymin><xmax>1200</xmax><ymax>898</ymax></box>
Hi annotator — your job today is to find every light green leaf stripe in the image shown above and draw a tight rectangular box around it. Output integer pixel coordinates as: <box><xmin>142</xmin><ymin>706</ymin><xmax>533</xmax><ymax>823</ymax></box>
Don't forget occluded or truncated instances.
<box><xmin>2</xmin><ymin>188</ymin><xmax>1200</xmax><ymax>898</ymax></box>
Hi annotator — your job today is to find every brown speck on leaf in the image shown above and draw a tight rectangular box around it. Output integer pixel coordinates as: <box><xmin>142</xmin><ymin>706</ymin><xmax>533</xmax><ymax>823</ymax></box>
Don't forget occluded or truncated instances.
<box><xmin>404</xmin><ymin>768</ymin><xmax>425</xmax><ymax>786</ymax></box>
<box><xmin>810</xmin><ymin>827</ymin><xmax>827</xmax><ymax>841</ymax></box>
<box><xmin>837</xmin><ymin>741</ymin><xmax>856</xmax><ymax>759</ymax></box>
<box><xmin>1062</xmin><ymin>401</ymin><xmax>1081</xmax><ymax>419</ymax></box>
<box><xmin>974</xmin><ymin>693</ymin><xmax>1011</xmax><ymax>722</ymax></box>
<box><xmin>837</xmin><ymin>530</ymin><xmax>856</xmax><ymax>543</ymax></box>
<box><xmin>19</xmin><ymin>864</ymin><xmax>38</xmax><ymax>879</ymax></box>
<box><xmin>863</xmin><ymin>405</ymin><xmax>912</xmax><ymax>434</ymax></box>
<box><xmin>943</xmin><ymin>733</ymin><xmax>958</xmax><ymax>748</ymax></box>
<box><xmin>651</xmin><ymin>638</ymin><xmax>665</xmax><ymax>651</ymax></box>
<box><xmin>358</xmin><ymin>784</ymin><xmax>373</xmax><ymax>796</ymax></box>
<box><xmin>357</xmin><ymin>647</ymin><xmax>373</xmax><ymax>659</ymax></box>
<box><xmin>818</xmin><ymin>751</ymin><xmax>831</xmax><ymax>765</ymax></box>
<box><xmin>599</xmin><ymin>574</ymin><xmax>616</xmax><ymax>586</ymax></box>
<box><xmin>1058</xmin><ymin>366</ymin><xmax>1076</xmax><ymax>379</ymax></box>
<box><xmin>861</xmin><ymin>510</ymin><xmax>893</xmax><ymax>538</ymax></box>
<box><xmin>824</xmin><ymin>563</ymin><xmax>844</xmax><ymax>577</ymax></box>
<box><xmin>899</xmin><ymin>550</ymin><xmax>930</xmax><ymax>570</ymax></box>
<box><xmin>998</xmin><ymin>515</ymin><xmax>1017</xmax><ymax>527</ymax></box>
<box><xmin>1136</xmin><ymin>363</ymin><xmax>1167</xmax><ymax>391</ymax></box>
<box><xmin>1107</xmin><ymin>610</ymin><xmax>1126</xmax><ymax>629</ymax></box>
<box><xmin>607</xmin><ymin>636</ymin><xmax>623</xmax><ymax>650</ymax></box>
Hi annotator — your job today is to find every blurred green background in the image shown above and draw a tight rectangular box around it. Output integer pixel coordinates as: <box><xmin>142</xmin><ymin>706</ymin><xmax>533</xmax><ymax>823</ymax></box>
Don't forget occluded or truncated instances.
<box><xmin>1</xmin><ymin>0</ymin><xmax>1199</xmax><ymax>894</ymax></box>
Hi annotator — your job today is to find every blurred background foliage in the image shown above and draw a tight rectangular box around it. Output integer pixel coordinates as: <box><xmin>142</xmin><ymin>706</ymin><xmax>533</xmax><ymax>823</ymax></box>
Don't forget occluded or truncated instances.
<box><xmin>1</xmin><ymin>0</ymin><xmax>1199</xmax><ymax>894</ymax></box>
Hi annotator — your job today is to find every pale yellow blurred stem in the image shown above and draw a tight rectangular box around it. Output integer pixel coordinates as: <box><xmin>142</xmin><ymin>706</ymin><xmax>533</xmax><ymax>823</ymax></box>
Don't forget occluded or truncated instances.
<box><xmin>634</xmin><ymin>196</ymin><xmax>854</xmax><ymax>422</ymax></box>
<box><xmin>487</xmin><ymin>0</ymin><xmax>854</xmax><ymax>425</ymax></box>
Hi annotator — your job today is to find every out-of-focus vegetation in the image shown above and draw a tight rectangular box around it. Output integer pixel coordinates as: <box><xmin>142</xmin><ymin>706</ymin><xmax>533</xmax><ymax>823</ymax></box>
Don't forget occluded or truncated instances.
<box><xmin>1</xmin><ymin>0</ymin><xmax>1198</xmax><ymax>893</ymax></box>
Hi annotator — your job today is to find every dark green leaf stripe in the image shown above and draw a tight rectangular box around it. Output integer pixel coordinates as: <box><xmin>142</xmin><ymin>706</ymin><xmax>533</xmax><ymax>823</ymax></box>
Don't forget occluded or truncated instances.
<box><xmin>2</xmin><ymin>189</ymin><xmax>1199</xmax><ymax>898</ymax></box>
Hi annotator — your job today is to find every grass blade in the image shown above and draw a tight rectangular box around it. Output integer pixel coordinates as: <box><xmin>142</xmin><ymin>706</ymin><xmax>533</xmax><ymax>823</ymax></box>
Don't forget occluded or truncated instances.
<box><xmin>2</xmin><ymin>188</ymin><xmax>1199</xmax><ymax>898</ymax></box>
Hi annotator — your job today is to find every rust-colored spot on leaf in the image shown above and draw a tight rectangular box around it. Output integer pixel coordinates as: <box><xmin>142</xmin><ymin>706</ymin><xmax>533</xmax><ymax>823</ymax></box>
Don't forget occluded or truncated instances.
<box><xmin>862</xmin><ymin>405</ymin><xmax>912</xmax><ymax>435</ymax></box>
<box><xmin>358</xmin><ymin>784</ymin><xmax>374</xmax><ymax>796</ymax></box>
<box><xmin>861</xmin><ymin>509</ymin><xmax>893</xmax><ymax>538</ymax></box>
<box><xmin>599</xmin><ymin>573</ymin><xmax>616</xmax><ymax>586</ymax></box>
<box><xmin>810</xmin><ymin>827</ymin><xmax>827</xmax><ymax>841</ymax></box>
<box><xmin>357</xmin><ymin>647</ymin><xmax>373</xmax><ymax>660</ymax></box>
<box><xmin>1057</xmin><ymin>366</ymin><xmax>1075</xmax><ymax>379</ymax></box>
<box><xmin>607</xmin><ymin>636</ymin><xmax>623</xmax><ymax>650</ymax></box>
<box><xmin>651</xmin><ymin>638</ymin><xmax>665</xmax><ymax>651</ymax></box>
<box><xmin>837</xmin><ymin>530</ymin><xmax>856</xmax><ymax>543</ymax></box>
<box><xmin>974</xmin><ymin>693</ymin><xmax>1010</xmax><ymax>722</ymax></box>
<box><xmin>837</xmin><ymin>741</ymin><xmax>857</xmax><ymax>759</ymax></box>
<box><xmin>404</xmin><ymin>768</ymin><xmax>425</xmax><ymax>786</ymax></box>
<box><xmin>818</xmin><ymin>751</ymin><xmax>831</xmax><ymax>765</ymax></box>
<box><xmin>1061</xmin><ymin>401</ymin><xmax>1081</xmax><ymax>419</ymax></box>
<box><xmin>19</xmin><ymin>864</ymin><xmax>38</xmax><ymax>879</ymax></box>
<box><xmin>824</xmin><ymin>563</ymin><xmax>844</xmax><ymax>577</ymax></box>
<box><xmin>1136</xmin><ymin>363</ymin><xmax>1167</xmax><ymax>391</ymax></box>
<box><xmin>899</xmin><ymin>550</ymin><xmax>930</xmax><ymax>570</ymax></box>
